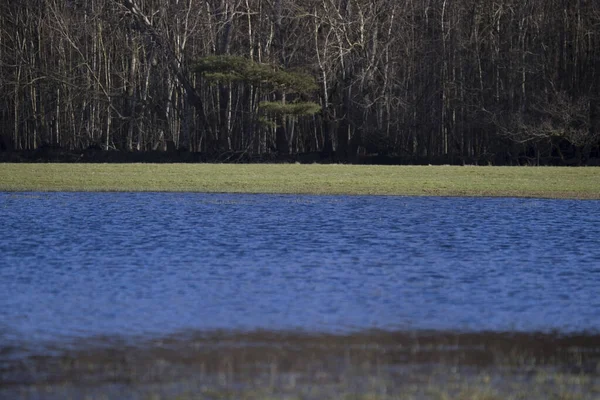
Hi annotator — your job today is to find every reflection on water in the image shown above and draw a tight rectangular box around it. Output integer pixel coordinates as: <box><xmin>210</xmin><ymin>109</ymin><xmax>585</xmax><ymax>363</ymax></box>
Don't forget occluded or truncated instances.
<box><xmin>1</xmin><ymin>193</ymin><xmax>600</xmax><ymax>346</ymax></box>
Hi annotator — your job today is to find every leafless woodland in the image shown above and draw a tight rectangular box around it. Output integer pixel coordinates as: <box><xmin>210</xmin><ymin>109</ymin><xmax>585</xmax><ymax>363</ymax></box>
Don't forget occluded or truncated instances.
<box><xmin>1</xmin><ymin>0</ymin><xmax>599</xmax><ymax>164</ymax></box>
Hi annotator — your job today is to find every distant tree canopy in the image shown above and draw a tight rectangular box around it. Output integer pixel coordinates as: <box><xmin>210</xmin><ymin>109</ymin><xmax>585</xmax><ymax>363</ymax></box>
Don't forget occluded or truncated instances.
<box><xmin>0</xmin><ymin>0</ymin><xmax>599</xmax><ymax>164</ymax></box>
<box><xmin>196</xmin><ymin>56</ymin><xmax>318</xmax><ymax>95</ymax></box>
<box><xmin>195</xmin><ymin>55</ymin><xmax>320</xmax><ymax>153</ymax></box>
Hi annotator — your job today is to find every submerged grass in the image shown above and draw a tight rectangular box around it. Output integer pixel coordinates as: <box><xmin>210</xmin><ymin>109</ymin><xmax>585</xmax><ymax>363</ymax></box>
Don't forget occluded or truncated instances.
<box><xmin>10</xmin><ymin>373</ymin><xmax>599</xmax><ymax>400</ymax></box>
<box><xmin>0</xmin><ymin>163</ymin><xmax>599</xmax><ymax>198</ymax></box>
<box><xmin>3</xmin><ymin>331</ymin><xmax>600</xmax><ymax>400</ymax></box>
<box><xmin>5</xmin><ymin>360</ymin><xmax>599</xmax><ymax>400</ymax></box>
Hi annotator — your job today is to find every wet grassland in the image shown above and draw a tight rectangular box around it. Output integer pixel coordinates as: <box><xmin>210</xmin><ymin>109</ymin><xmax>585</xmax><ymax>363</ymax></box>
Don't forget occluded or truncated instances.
<box><xmin>2</xmin><ymin>331</ymin><xmax>600</xmax><ymax>400</ymax></box>
<box><xmin>0</xmin><ymin>163</ymin><xmax>599</xmax><ymax>199</ymax></box>
<box><xmin>2</xmin><ymin>164</ymin><xmax>600</xmax><ymax>399</ymax></box>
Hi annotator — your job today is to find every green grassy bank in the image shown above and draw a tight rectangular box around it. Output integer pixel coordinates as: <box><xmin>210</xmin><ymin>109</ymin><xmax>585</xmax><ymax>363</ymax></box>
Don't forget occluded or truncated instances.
<box><xmin>0</xmin><ymin>164</ymin><xmax>599</xmax><ymax>198</ymax></box>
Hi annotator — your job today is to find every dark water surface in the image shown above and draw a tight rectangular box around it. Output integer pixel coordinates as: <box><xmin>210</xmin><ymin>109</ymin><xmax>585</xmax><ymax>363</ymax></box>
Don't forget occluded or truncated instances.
<box><xmin>1</xmin><ymin>192</ymin><xmax>600</xmax><ymax>347</ymax></box>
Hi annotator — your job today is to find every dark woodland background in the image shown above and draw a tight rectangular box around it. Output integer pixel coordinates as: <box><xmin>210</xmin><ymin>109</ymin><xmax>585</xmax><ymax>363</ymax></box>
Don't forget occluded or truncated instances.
<box><xmin>1</xmin><ymin>0</ymin><xmax>599</xmax><ymax>165</ymax></box>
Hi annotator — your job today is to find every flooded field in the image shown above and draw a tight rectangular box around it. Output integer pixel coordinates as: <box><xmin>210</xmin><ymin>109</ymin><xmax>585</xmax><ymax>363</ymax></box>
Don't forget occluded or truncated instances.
<box><xmin>2</xmin><ymin>330</ymin><xmax>600</xmax><ymax>399</ymax></box>
<box><xmin>1</xmin><ymin>193</ymin><xmax>599</xmax><ymax>398</ymax></box>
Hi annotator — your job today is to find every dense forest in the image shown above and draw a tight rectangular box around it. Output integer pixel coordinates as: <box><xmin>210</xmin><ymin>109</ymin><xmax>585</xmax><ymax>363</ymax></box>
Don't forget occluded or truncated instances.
<box><xmin>1</xmin><ymin>0</ymin><xmax>599</xmax><ymax>164</ymax></box>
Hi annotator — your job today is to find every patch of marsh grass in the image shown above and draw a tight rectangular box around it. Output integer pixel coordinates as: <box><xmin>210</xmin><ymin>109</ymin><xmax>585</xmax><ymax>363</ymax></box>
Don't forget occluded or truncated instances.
<box><xmin>5</xmin><ymin>368</ymin><xmax>599</xmax><ymax>400</ymax></box>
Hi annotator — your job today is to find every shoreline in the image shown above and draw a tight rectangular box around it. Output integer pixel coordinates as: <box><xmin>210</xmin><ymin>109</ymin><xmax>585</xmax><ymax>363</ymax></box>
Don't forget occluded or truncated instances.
<box><xmin>2</xmin><ymin>330</ymin><xmax>599</xmax><ymax>399</ymax></box>
<box><xmin>1</xmin><ymin>148</ymin><xmax>600</xmax><ymax>167</ymax></box>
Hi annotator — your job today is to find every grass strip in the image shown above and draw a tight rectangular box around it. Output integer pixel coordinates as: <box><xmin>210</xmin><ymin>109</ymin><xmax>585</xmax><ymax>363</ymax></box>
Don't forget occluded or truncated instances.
<box><xmin>0</xmin><ymin>163</ymin><xmax>599</xmax><ymax>199</ymax></box>
<box><xmin>5</xmin><ymin>369</ymin><xmax>599</xmax><ymax>400</ymax></box>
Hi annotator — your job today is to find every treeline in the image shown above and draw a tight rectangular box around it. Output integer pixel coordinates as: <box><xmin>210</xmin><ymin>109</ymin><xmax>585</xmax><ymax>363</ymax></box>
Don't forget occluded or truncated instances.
<box><xmin>1</xmin><ymin>0</ymin><xmax>599</xmax><ymax>164</ymax></box>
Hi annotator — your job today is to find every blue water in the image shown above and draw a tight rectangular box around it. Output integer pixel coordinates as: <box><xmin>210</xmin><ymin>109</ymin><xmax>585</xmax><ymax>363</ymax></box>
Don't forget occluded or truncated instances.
<box><xmin>1</xmin><ymin>193</ymin><xmax>600</xmax><ymax>345</ymax></box>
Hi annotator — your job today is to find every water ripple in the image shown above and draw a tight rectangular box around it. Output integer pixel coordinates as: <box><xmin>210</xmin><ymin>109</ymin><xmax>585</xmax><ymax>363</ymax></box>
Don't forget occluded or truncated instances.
<box><xmin>1</xmin><ymin>193</ymin><xmax>599</xmax><ymax>345</ymax></box>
